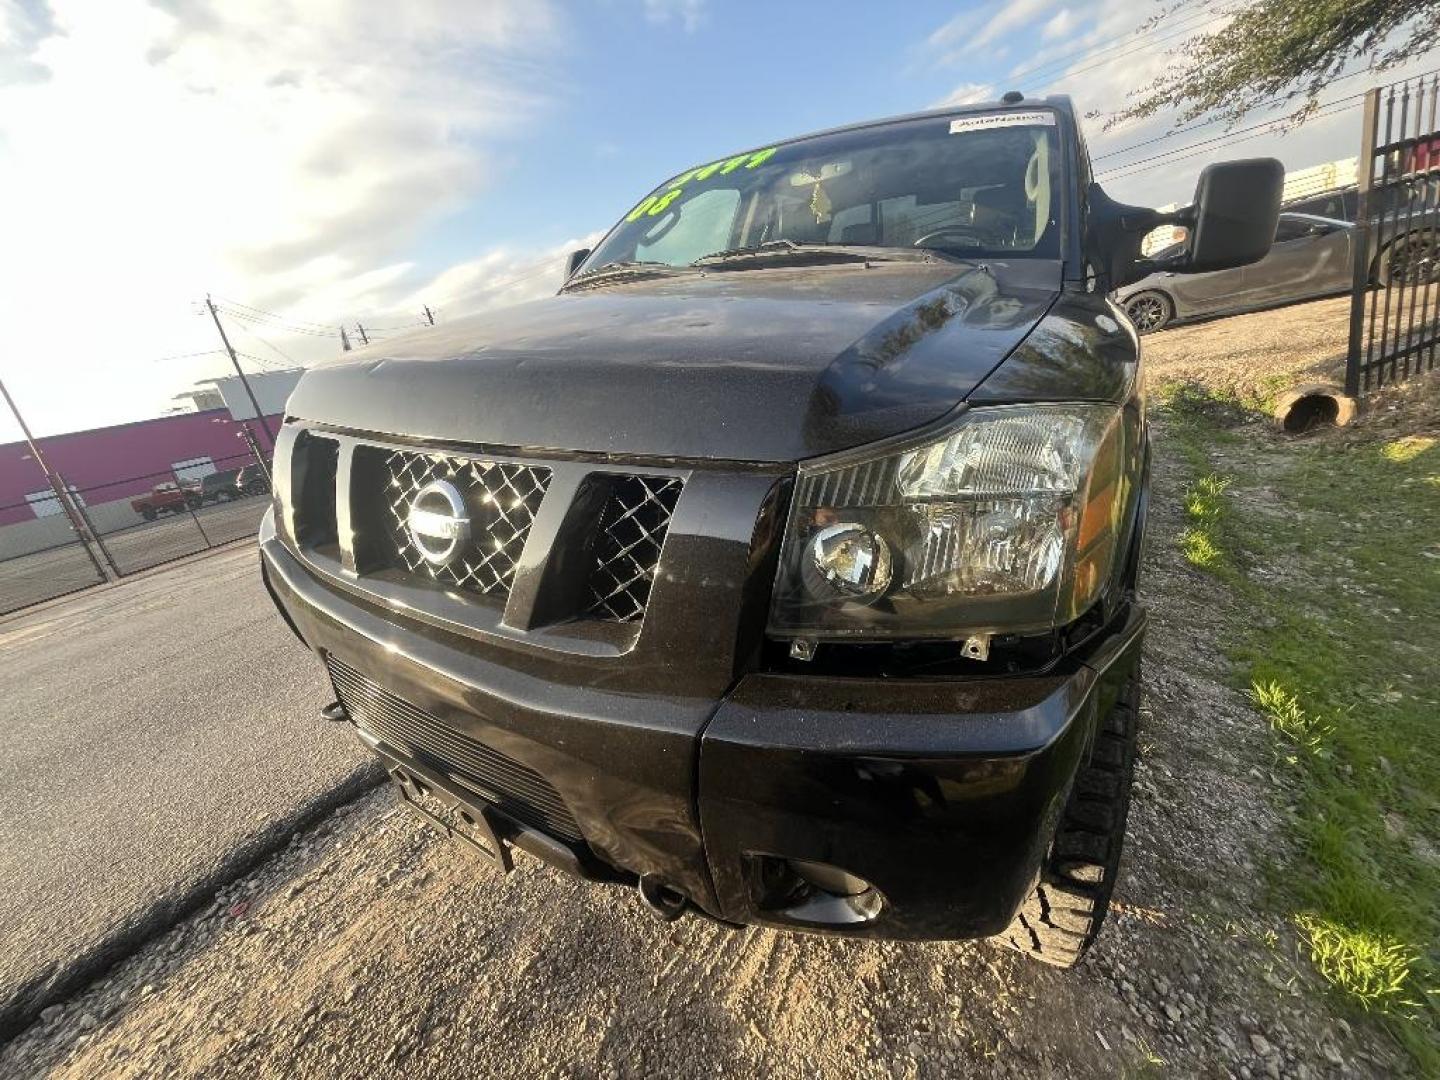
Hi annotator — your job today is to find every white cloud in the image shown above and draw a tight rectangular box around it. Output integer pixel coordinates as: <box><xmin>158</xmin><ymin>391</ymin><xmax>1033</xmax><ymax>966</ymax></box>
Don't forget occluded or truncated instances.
<box><xmin>927</xmin><ymin>0</ymin><xmax>1055</xmax><ymax>59</ymax></box>
<box><xmin>0</xmin><ymin>0</ymin><xmax>563</xmax><ymax>436</ymax></box>
<box><xmin>389</xmin><ymin>230</ymin><xmax>605</xmax><ymax>324</ymax></box>
<box><xmin>1042</xmin><ymin>9</ymin><xmax>1075</xmax><ymax>41</ymax></box>
<box><xmin>930</xmin><ymin>81</ymin><xmax>994</xmax><ymax>109</ymax></box>
<box><xmin>642</xmin><ymin>0</ymin><xmax>704</xmax><ymax>33</ymax></box>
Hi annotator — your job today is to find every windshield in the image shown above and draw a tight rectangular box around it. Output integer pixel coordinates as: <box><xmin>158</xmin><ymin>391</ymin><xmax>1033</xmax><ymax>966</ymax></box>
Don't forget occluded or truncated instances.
<box><xmin>579</xmin><ymin>112</ymin><xmax>1063</xmax><ymax>275</ymax></box>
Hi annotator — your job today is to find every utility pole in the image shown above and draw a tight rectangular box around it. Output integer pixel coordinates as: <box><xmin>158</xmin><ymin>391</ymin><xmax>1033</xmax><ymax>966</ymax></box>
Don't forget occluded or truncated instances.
<box><xmin>340</xmin><ymin>326</ymin><xmax>352</xmax><ymax>351</ymax></box>
<box><xmin>0</xmin><ymin>375</ymin><xmax>112</xmax><ymax>582</ymax></box>
<box><xmin>423</xmin><ymin>305</ymin><xmax>435</xmax><ymax>326</ymax></box>
<box><xmin>236</xmin><ymin>422</ymin><xmax>271</xmax><ymax>485</ymax></box>
<box><xmin>355</xmin><ymin>322</ymin><xmax>369</xmax><ymax>346</ymax></box>
<box><xmin>206</xmin><ymin>295</ymin><xmax>277</xmax><ymax>448</ymax></box>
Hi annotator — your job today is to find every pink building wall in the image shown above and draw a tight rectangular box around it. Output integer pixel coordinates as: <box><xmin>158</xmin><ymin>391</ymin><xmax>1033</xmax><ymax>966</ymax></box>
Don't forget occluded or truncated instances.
<box><xmin>0</xmin><ymin>409</ymin><xmax>281</xmax><ymax>526</ymax></box>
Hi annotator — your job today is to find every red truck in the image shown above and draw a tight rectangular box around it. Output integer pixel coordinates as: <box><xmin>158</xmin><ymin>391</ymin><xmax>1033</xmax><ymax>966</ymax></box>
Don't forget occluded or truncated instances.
<box><xmin>130</xmin><ymin>480</ymin><xmax>202</xmax><ymax>521</ymax></box>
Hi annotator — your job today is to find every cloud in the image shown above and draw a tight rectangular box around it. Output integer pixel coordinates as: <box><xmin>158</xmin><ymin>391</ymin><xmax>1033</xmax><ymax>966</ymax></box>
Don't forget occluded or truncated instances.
<box><xmin>390</xmin><ymin>230</ymin><xmax>605</xmax><ymax>322</ymax></box>
<box><xmin>930</xmin><ymin>81</ymin><xmax>994</xmax><ymax>109</ymax></box>
<box><xmin>927</xmin><ymin>0</ymin><xmax>1055</xmax><ymax>60</ymax></box>
<box><xmin>642</xmin><ymin>0</ymin><xmax>704</xmax><ymax>33</ymax></box>
<box><xmin>0</xmin><ymin>0</ymin><xmax>56</xmax><ymax>85</ymax></box>
<box><xmin>1042</xmin><ymin>9</ymin><xmax>1075</xmax><ymax>41</ymax></box>
<box><xmin>0</xmin><ymin>0</ymin><xmax>565</xmax><ymax>435</ymax></box>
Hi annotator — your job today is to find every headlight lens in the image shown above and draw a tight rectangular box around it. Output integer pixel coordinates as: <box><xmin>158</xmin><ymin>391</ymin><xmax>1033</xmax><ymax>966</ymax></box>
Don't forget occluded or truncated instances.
<box><xmin>768</xmin><ymin>404</ymin><xmax>1127</xmax><ymax>641</ymax></box>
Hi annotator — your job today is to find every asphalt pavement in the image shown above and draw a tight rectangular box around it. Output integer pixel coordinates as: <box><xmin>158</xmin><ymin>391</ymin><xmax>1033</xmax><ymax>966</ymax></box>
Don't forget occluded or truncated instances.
<box><xmin>0</xmin><ymin>542</ymin><xmax>379</xmax><ymax>1039</ymax></box>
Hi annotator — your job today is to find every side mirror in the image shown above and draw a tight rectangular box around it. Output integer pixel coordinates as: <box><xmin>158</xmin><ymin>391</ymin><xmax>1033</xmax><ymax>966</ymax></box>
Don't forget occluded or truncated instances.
<box><xmin>565</xmin><ymin>248</ymin><xmax>591</xmax><ymax>279</ymax></box>
<box><xmin>1185</xmin><ymin>158</ymin><xmax>1285</xmax><ymax>272</ymax></box>
<box><xmin>1090</xmin><ymin>157</ymin><xmax>1284</xmax><ymax>289</ymax></box>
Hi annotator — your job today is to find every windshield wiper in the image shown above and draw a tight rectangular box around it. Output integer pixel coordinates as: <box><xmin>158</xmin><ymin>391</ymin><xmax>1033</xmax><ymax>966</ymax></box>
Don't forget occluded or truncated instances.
<box><xmin>564</xmin><ymin>259</ymin><xmax>685</xmax><ymax>287</ymax></box>
<box><xmin>691</xmin><ymin>241</ymin><xmax>959</xmax><ymax>268</ymax></box>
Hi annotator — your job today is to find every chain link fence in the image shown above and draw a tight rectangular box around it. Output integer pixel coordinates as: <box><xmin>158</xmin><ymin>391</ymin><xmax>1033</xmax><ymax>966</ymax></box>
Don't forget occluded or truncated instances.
<box><xmin>0</xmin><ymin>448</ymin><xmax>272</xmax><ymax>616</ymax></box>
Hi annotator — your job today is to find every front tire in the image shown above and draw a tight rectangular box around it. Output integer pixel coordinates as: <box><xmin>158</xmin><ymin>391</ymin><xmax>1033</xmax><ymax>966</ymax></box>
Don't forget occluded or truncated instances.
<box><xmin>998</xmin><ymin>663</ymin><xmax>1140</xmax><ymax>968</ymax></box>
<box><xmin>1124</xmin><ymin>291</ymin><xmax>1172</xmax><ymax>334</ymax></box>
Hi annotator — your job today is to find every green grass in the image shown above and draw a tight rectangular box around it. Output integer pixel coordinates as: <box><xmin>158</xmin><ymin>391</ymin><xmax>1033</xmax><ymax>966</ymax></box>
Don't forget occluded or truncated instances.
<box><xmin>1157</xmin><ymin>382</ymin><xmax>1440</xmax><ymax>1070</ymax></box>
<box><xmin>1180</xmin><ymin>474</ymin><xmax>1232</xmax><ymax>572</ymax></box>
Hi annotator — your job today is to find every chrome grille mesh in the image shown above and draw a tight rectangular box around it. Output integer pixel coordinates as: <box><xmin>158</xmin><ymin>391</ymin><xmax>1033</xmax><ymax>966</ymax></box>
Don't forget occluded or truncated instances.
<box><xmin>378</xmin><ymin>450</ymin><xmax>550</xmax><ymax>598</ymax></box>
<box><xmin>588</xmin><ymin>476</ymin><xmax>683</xmax><ymax>622</ymax></box>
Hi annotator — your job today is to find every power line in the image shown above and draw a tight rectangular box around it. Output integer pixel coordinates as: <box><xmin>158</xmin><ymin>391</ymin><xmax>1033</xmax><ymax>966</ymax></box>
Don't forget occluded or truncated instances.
<box><xmin>1097</xmin><ymin>94</ymin><xmax>1367</xmax><ymax>175</ymax></box>
<box><xmin>1094</xmin><ymin>61</ymin><xmax>1440</xmax><ymax>165</ymax></box>
<box><xmin>1039</xmin><ymin>12</ymin><xmax>1230</xmax><ymax>90</ymax></box>
<box><xmin>227</xmin><ymin>318</ymin><xmax>305</xmax><ymax>369</ymax></box>
<box><xmin>209</xmin><ymin>295</ymin><xmax>334</xmax><ymax>331</ymax></box>
<box><xmin>1011</xmin><ymin>7</ymin><xmax>1223</xmax><ymax>93</ymax></box>
<box><xmin>1096</xmin><ymin>99</ymin><xmax>1365</xmax><ymax>182</ymax></box>
<box><xmin>214</xmin><ymin>306</ymin><xmax>338</xmax><ymax>338</ymax></box>
<box><xmin>150</xmin><ymin>349</ymin><xmax>225</xmax><ymax>364</ymax></box>
<box><xmin>236</xmin><ymin>351</ymin><xmax>288</xmax><ymax>371</ymax></box>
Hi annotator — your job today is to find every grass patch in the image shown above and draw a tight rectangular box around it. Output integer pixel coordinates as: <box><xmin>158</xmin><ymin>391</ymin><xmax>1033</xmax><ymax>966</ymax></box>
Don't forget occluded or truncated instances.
<box><xmin>1249</xmin><ymin>681</ymin><xmax>1334</xmax><ymax>757</ymax></box>
<box><xmin>1180</xmin><ymin>474</ymin><xmax>1232</xmax><ymax>572</ymax></box>
<box><xmin>1157</xmin><ymin>383</ymin><xmax>1440</xmax><ymax>1069</ymax></box>
<box><xmin>1296</xmin><ymin>914</ymin><xmax>1422</xmax><ymax>1013</ymax></box>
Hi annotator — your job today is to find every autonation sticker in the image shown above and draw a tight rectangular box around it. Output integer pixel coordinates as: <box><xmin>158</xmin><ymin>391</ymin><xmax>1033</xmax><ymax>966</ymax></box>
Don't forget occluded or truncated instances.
<box><xmin>949</xmin><ymin>112</ymin><xmax>1056</xmax><ymax>134</ymax></box>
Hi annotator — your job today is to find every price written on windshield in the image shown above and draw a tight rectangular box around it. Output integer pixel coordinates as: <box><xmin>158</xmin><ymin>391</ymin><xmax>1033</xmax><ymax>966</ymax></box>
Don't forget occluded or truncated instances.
<box><xmin>626</xmin><ymin>147</ymin><xmax>779</xmax><ymax>221</ymax></box>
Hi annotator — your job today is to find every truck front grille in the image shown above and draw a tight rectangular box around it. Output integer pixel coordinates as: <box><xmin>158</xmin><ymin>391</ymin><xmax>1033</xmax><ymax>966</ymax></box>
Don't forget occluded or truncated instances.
<box><xmin>371</xmin><ymin>448</ymin><xmax>551</xmax><ymax>599</ymax></box>
<box><xmin>327</xmin><ymin>656</ymin><xmax>583</xmax><ymax>843</ymax></box>
<box><xmin>290</xmin><ymin>433</ymin><xmax>683</xmax><ymax>628</ymax></box>
<box><xmin>293</xmin><ymin>434</ymin><xmax>339</xmax><ymax>548</ymax></box>
<box><xmin>588</xmin><ymin>476</ymin><xmax>683</xmax><ymax>622</ymax></box>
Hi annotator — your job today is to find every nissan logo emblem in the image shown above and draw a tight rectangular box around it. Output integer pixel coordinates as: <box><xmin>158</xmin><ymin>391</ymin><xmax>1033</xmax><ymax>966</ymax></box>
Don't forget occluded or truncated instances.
<box><xmin>406</xmin><ymin>480</ymin><xmax>472</xmax><ymax>567</ymax></box>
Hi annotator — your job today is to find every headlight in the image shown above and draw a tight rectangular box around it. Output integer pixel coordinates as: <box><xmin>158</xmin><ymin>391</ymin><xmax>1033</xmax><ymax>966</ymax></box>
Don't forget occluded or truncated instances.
<box><xmin>768</xmin><ymin>404</ymin><xmax>1127</xmax><ymax>644</ymax></box>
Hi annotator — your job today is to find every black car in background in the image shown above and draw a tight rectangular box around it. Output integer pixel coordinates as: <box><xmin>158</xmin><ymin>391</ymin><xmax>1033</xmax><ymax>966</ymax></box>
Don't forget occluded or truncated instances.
<box><xmin>260</xmin><ymin>95</ymin><xmax>1281</xmax><ymax>966</ymax></box>
<box><xmin>235</xmin><ymin>464</ymin><xmax>271</xmax><ymax>498</ymax></box>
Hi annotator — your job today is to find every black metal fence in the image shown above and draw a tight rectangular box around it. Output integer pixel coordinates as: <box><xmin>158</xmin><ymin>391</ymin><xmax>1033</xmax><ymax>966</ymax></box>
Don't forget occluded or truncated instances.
<box><xmin>0</xmin><ymin>449</ymin><xmax>272</xmax><ymax>616</ymax></box>
<box><xmin>1346</xmin><ymin>75</ymin><xmax>1440</xmax><ymax>395</ymax></box>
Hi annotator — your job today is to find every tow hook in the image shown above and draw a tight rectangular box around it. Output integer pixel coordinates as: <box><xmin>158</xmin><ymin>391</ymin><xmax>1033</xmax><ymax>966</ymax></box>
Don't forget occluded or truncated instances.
<box><xmin>637</xmin><ymin>875</ymin><xmax>688</xmax><ymax>922</ymax></box>
<box><xmin>321</xmin><ymin>701</ymin><xmax>349</xmax><ymax>723</ymax></box>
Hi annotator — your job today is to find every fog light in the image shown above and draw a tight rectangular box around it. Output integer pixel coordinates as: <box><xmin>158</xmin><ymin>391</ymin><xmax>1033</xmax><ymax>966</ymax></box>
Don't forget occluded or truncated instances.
<box><xmin>803</xmin><ymin>523</ymin><xmax>891</xmax><ymax>602</ymax></box>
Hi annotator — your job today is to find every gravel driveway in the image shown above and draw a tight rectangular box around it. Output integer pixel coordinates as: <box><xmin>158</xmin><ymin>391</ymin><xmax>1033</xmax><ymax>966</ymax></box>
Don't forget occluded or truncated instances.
<box><xmin>0</xmin><ymin>298</ymin><xmax>1418</xmax><ymax>1078</ymax></box>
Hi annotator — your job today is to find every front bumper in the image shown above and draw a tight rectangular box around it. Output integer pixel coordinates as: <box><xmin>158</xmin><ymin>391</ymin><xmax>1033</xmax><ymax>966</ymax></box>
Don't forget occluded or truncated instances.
<box><xmin>262</xmin><ymin>510</ymin><xmax>1145</xmax><ymax>941</ymax></box>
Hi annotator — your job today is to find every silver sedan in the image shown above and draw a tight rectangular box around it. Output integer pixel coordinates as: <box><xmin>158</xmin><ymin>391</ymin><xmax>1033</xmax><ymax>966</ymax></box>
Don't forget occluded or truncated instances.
<box><xmin>1116</xmin><ymin>212</ymin><xmax>1354</xmax><ymax>333</ymax></box>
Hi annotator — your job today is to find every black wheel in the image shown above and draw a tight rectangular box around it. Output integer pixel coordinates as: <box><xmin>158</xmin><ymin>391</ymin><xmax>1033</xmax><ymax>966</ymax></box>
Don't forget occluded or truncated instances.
<box><xmin>1124</xmin><ymin>291</ymin><xmax>1172</xmax><ymax>334</ymax></box>
<box><xmin>187</xmin><ymin>496</ymin><xmax>202</xmax><ymax>510</ymax></box>
<box><xmin>1378</xmin><ymin>232</ymin><xmax>1439</xmax><ymax>286</ymax></box>
<box><xmin>141</xmin><ymin>508</ymin><xmax>157</xmax><ymax>521</ymax></box>
<box><xmin>998</xmin><ymin>663</ymin><xmax>1140</xmax><ymax>968</ymax></box>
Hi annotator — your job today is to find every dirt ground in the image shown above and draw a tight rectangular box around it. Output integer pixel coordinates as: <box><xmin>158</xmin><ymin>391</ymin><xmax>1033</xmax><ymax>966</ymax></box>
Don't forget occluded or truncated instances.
<box><xmin>1</xmin><ymin>297</ymin><xmax>1428</xmax><ymax>1079</ymax></box>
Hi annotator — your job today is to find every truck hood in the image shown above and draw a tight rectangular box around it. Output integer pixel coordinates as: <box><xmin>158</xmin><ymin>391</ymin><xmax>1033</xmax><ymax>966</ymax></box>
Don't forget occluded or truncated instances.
<box><xmin>286</xmin><ymin>260</ymin><xmax>1061</xmax><ymax>462</ymax></box>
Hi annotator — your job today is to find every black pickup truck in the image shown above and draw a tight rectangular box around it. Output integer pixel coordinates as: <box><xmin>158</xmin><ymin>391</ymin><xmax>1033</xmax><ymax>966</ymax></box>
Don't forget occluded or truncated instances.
<box><xmin>261</xmin><ymin>94</ymin><xmax>1280</xmax><ymax>966</ymax></box>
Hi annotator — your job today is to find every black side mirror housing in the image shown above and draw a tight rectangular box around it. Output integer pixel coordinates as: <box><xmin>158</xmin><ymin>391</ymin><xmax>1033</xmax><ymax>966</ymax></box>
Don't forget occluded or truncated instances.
<box><xmin>565</xmin><ymin>248</ymin><xmax>592</xmax><ymax>279</ymax></box>
<box><xmin>1186</xmin><ymin>158</ymin><xmax>1285</xmax><ymax>272</ymax></box>
<box><xmin>1091</xmin><ymin>157</ymin><xmax>1284</xmax><ymax>289</ymax></box>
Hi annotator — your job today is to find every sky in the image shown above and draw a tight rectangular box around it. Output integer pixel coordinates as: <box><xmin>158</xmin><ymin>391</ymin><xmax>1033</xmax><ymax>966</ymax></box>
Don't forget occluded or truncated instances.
<box><xmin>0</xmin><ymin>0</ymin><xmax>1431</xmax><ymax>442</ymax></box>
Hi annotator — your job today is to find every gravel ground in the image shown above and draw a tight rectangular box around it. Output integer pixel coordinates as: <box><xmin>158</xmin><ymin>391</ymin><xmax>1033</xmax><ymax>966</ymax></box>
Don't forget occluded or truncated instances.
<box><xmin>1142</xmin><ymin>293</ymin><xmax>1354</xmax><ymax>393</ymax></box>
<box><xmin>0</xmin><ymin>543</ymin><xmax>377</xmax><ymax>1041</ymax></box>
<box><xmin>0</xmin><ymin>297</ymin><xmax>1420</xmax><ymax>1078</ymax></box>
